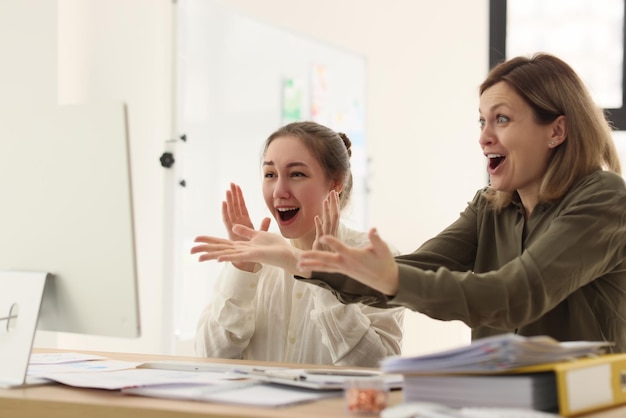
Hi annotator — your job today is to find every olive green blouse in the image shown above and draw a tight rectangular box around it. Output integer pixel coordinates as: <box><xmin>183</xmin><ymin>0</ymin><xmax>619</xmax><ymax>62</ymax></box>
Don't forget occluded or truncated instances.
<box><xmin>299</xmin><ymin>170</ymin><xmax>626</xmax><ymax>352</ymax></box>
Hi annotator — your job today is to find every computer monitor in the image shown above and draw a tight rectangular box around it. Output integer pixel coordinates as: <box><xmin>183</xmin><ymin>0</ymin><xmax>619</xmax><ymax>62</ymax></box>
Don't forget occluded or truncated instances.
<box><xmin>0</xmin><ymin>102</ymin><xmax>141</xmax><ymax>386</ymax></box>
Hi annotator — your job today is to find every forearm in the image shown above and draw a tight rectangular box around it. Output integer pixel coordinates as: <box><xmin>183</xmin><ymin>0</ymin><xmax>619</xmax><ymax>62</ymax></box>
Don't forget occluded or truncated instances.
<box><xmin>310</xmin><ymin>288</ymin><xmax>403</xmax><ymax>367</ymax></box>
<box><xmin>273</xmin><ymin>247</ymin><xmax>312</xmax><ymax>277</ymax></box>
<box><xmin>194</xmin><ymin>263</ymin><xmax>258</xmax><ymax>358</ymax></box>
<box><xmin>294</xmin><ymin>272</ymin><xmax>391</xmax><ymax>307</ymax></box>
<box><xmin>195</xmin><ymin>301</ymin><xmax>255</xmax><ymax>358</ymax></box>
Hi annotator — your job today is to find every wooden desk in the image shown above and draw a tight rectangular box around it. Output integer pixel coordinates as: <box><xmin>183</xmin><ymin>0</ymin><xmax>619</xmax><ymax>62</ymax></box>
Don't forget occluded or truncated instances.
<box><xmin>1</xmin><ymin>349</ymin><xmax>626</xmax><ymax>418</ymax></box>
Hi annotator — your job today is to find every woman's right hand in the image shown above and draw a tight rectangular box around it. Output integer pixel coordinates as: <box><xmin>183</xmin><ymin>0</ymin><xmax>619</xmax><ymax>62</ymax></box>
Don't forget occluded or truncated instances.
<box><xmin>220</xmin><ymin>183</ymin><xmax>270</xmax><ymax>272</ymax></box>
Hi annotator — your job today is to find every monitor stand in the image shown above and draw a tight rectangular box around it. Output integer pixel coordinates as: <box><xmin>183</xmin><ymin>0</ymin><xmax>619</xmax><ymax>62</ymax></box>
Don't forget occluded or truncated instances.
<box><xmin>0</xmin><ymin>271</ymin><xmax>50</xmax><ymax>388</ymax></box>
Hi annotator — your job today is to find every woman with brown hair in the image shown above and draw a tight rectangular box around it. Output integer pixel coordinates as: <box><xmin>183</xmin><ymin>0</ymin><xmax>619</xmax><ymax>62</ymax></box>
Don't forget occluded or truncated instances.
<box><xmin>192</xmin><ymin>121</ymin><xmax>404</xmax><ymax>366</ymax></box>
<box><xmin>193</xmin><ymin>53</ymin><xmax>626</xmax><ymax>351</ymax></box>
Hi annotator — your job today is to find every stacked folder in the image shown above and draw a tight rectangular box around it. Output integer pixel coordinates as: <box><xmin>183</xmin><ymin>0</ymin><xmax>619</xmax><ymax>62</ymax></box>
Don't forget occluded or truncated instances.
<box><xmin>381</xmin><ymin>333</ymin><xmax>626</xmax><ymax>416</ymax></box>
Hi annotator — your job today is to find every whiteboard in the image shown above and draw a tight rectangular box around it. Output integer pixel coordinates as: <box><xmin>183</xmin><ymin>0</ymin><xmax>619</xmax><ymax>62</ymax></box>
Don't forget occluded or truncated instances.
<box><xmin>171</xmin><ymin>0</ymin><xmax>368</xmax><ymax>342</ymax></box>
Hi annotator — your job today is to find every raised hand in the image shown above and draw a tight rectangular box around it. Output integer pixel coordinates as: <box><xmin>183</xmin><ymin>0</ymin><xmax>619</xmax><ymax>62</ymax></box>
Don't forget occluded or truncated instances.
<box><xmin>191</xmin><ymin>225</ymin><xmax>305</xmax><ymax>275</ymax></box>
<box><xmin>219</xmin><ymin>183</ymin><xmax>271</xmax><ymax>272</ymax></box>
<box><xmin>297</xmin><ymin>228</ymin><xmax>400</xmax><ymax>296</ymax></box>
<box><xmin>222</xmin><ymin>183</ymin><xmax>271</xmax><ymax>241</ymax></box>
<box><xmin>312</xmin><ymin>190</ymin><xmax>340</xmax><ymax>252</ymax></box>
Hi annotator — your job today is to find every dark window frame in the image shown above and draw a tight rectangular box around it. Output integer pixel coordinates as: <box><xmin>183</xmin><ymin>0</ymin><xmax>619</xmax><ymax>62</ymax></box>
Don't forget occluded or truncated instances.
<box><xmin>489</xmin><ymin>0</ymin><xmax>626</xmax><ymax>130</ymax></box>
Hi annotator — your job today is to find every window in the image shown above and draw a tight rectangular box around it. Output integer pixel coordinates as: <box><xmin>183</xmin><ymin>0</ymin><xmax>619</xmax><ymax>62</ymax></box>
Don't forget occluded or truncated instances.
<box><xmin>489</xmin><ymin>0</ymin><xmax>626</xmax><ymax>130</ymax></box>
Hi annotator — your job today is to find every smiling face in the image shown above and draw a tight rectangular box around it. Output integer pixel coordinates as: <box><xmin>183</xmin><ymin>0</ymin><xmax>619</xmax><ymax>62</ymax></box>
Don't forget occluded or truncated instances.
<box><xmin>262</xmin><ymin>135</ymin><xmax>337</xmax><ymax>248</ymax></box>
<box><xmin>479</xmin><ymin>81</ymin><xmax>564</xmax><ymax>212</ymax></box>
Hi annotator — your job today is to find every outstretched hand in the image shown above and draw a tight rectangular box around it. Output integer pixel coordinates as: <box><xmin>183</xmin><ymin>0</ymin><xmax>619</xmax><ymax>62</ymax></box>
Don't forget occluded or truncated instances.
<box><xmin>219</xmin><ymin>183</ymin><xmax>271</xmax><ymax>272</ymax></box>
<box><xmin>297</xmin><ymin>228</ymin><xmax>400</xmax><ymax>296</ymax></box>
<box><xmin>191</xmin><ymin>225</ymin><xmax>305</xmax><ymax>275</ymax></box>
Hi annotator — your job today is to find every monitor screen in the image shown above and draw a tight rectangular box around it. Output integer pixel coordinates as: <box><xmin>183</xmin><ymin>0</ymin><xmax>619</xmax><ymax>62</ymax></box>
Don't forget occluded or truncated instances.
<box><xmin>1</xmin><ymin>102</ymin><xmax>141</xmax><ymax>338</ymax></box>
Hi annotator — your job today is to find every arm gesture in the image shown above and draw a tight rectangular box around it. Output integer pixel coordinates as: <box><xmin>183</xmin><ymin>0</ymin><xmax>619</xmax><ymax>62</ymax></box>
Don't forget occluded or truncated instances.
<box><xmin>298</xmin><ymin>228</ymin><xmax>400</xmax><ymax>296</ymax></box>
<box><xmin>312</xmin><ymin>190</ymin><xmax>341</xmax><ymax>251</ymax></box>
<box><xmin>220</xmin><ymin>183</ymin><xmax>270</xmax><ymax>272</ymax></box>
<box><xmin>191</xmin><ymin>225</ymin><xmax>306</xmax><ymax>275</ymax></box>
<box><xmin>222</xmin><ymin>183</ymin><xmax>271</xmax><ymax>240</ymax></box>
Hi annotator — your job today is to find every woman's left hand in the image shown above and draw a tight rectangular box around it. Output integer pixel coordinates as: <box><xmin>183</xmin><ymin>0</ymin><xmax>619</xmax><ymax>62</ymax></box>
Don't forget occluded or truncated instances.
<box><xmin>299</xmin><ymin>228</ymin><xmax>400</xmax><ymax>296</ymax></box>
<box><xmin>312</xmin><ymin>190</ymin><xmax>341</xmax><ymax>252</ymax></box>
<box><xmin>191</xmin><ymin>226</ymin><xmax>306</xmax><ymax>275</ymax></box>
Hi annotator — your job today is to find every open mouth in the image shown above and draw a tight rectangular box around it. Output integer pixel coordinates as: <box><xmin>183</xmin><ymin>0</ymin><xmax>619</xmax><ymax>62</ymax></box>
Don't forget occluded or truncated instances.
<box><xmin>277</xmin><ymin>207</ymin><xmax>299</xmax><ymax>222</ymax></box>
<box><xmin>488</xmin><ymin>154</ymin><xmax>505</xmax><ymax>170</ymax></box>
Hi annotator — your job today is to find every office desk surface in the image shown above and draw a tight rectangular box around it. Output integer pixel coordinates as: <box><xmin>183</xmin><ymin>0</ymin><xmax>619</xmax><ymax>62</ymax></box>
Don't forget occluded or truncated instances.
<box><xmin>1</xmin><ymin>349</ymin><xmax>626</xmax><ymax>418</ymax></box>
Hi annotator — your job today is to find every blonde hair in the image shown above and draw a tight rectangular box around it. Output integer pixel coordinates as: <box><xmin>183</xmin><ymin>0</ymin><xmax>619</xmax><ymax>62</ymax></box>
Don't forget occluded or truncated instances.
<box><xmin>480</xmin><ymin>53</ymin><xmax>621</xmax><ymax>209</ymax></box>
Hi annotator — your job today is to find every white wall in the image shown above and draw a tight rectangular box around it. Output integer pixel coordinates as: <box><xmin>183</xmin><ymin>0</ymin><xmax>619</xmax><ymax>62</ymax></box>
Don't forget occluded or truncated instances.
<box><xmin>3</xmin><ymin>0</ymin><xmax>489</xmax><ymax>356</ymax></box>
<box><xmin>0</xmin><ymin>0</ymin><xmax>175</xmax><ymax>355</ymax></box>
<box><xmin>51</xmin><ymin>0</ymin><xmax>174</xmax><ymax>354</ymax></box>
<box><xmin>224</xmin><ymin>0</ymin><xmax>489</xmax><ymax>355</ymax></box>
<box><xmin>172</xmin><ymin>0</ymin><xmax>372</xmax><ymax>351</ymax></box>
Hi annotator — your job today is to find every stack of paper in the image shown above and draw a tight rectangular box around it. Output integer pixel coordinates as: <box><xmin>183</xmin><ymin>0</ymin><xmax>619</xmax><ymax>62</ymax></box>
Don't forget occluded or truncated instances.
<box><xmin>401</xmin><ymin>372</ymin><xmax>558</xmax><ymax>411</ymax></box>
<box><xmin>26</xmin><ymin>353</ymin><xmax>391</xmax><ymax>408</ymax></box>
<box><xmin>379</xmin><ymin>334</ymin><xmax>626</xmax><ymax>416</ymax></box>
<box><xmin>381</xmin><ymin>333</ymin><xmax>611</xmax><ymax>374</ymax></box>
<box><xmin>121</xmin><ymin>382</ymin><xmax>340</xmax><ymax>407</ymax></box>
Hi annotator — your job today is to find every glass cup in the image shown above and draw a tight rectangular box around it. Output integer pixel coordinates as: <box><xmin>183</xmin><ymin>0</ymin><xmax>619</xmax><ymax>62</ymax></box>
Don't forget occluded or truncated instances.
<box><xmin>344</xmin><ymin>377</ymin><xmax>389</xmax><ymax>415</ymax></box>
